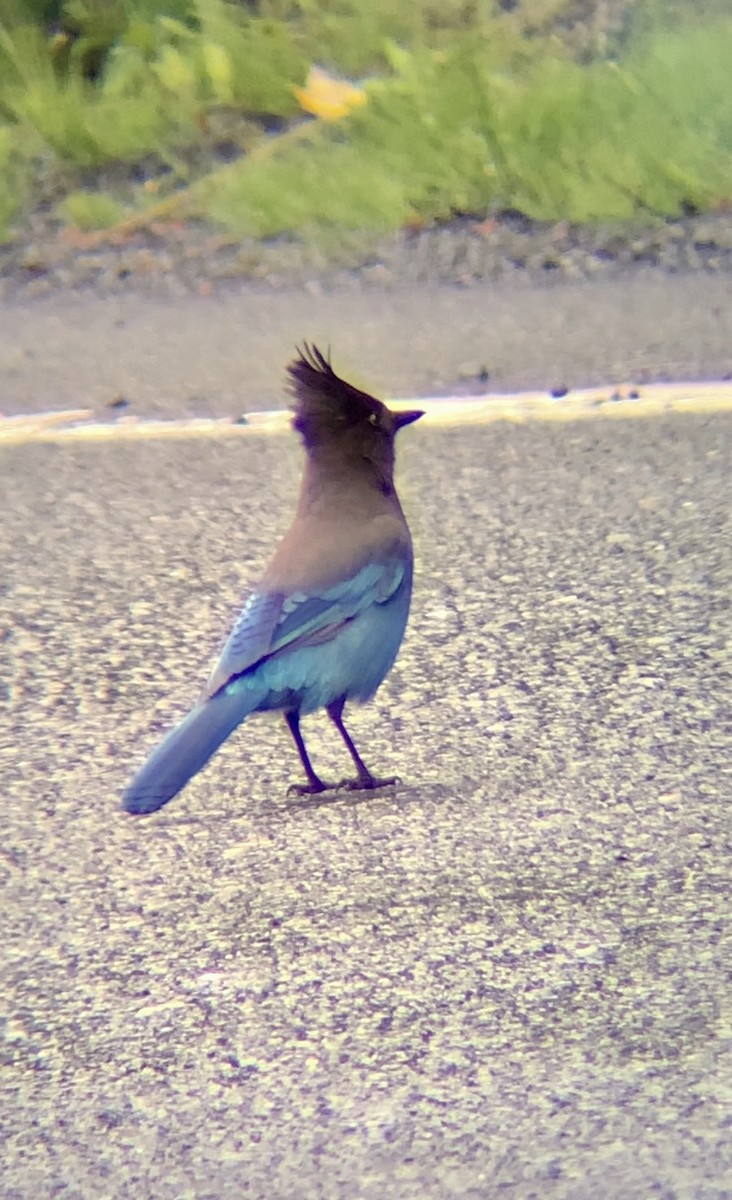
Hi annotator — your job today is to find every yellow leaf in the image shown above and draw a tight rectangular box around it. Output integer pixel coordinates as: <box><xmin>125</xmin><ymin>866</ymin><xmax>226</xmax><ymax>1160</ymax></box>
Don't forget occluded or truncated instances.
<box><xmin>152</xmin><ymin>45</ymin><xmax>196</xmax><ymax>94</ymax></box>
<box><xmin>293</xmin><ymin>67</ymin><xmax>367</xmax><ymax>122</ymax></box>
<box><xmin>203</xmin><ymin>42</ymin><xmax>233</xmax><ymax>105</ymax></box>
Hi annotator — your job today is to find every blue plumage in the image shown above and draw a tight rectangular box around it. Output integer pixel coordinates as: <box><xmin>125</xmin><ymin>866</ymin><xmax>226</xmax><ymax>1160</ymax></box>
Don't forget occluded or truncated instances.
<box><xmin>123</xmin><ymin>344</ymin><xmax>422</xmax><ymax>815</ymax></box>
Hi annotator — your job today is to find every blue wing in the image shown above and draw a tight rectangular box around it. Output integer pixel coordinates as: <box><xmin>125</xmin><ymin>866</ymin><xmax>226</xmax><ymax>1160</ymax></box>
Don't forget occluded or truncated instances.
<box><xmin>203</xmin><ymin>559</ymin><xmax>407</xmax><ymax>699</ymax></box>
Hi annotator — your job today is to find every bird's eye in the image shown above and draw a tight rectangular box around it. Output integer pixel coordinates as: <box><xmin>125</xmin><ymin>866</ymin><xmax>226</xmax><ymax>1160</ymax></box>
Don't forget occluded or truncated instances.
<box><xmin>368</xmin><ymin>413</ymin><xmax>379</xmax><ymax>427</ymax></box>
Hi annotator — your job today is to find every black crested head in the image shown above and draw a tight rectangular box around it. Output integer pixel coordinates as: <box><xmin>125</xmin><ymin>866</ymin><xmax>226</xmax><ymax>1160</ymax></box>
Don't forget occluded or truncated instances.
<box><xmin>288</xmin><ymin>344</ymin><xmax>384</xmax><ymax>444</ymax></box>
<box><xmin>287</xmin><ymin>344</ymin><xmax>423</xmax><ymax>455</ymax></box>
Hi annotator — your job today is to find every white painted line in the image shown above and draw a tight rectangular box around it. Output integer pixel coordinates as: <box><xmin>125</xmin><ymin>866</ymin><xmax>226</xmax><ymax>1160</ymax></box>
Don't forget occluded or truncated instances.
<box><xmin>1</xmin><ymin>382</ymin><xmax>731</xmax><ymax>445</ymax></box>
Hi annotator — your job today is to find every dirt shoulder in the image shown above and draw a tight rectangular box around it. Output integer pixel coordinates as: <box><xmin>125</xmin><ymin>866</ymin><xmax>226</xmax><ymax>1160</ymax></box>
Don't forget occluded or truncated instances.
<box><xmin>2</xmin><ymin>268</ymin><xmax>731</xmax><ymax>420</ymax></box>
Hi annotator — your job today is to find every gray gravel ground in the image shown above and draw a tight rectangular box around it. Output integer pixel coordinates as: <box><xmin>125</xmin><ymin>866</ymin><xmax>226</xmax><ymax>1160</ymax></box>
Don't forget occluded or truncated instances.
<box><xmin>4</xmin><ymin>210</ymin><xmax>732</xmax><ymax>307</ymax></box>
<box><xmin>2</xmin><ymin>395</ymin><xmax>731</xmax><ymax>1196</ymax></box>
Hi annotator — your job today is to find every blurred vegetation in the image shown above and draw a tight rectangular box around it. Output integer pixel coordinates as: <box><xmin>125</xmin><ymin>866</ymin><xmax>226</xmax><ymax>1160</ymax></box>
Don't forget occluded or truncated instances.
<box><xmin>0</xmin><ymin>0</ymin><xmax>731</xmax><ymax>244</ymax></box>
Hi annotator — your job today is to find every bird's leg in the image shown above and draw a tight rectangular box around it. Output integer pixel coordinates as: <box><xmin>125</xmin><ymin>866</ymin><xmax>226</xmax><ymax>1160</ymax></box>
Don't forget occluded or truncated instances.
<box><xmin>284</xmin><ymin>711</ymin><xmax>333</xmax><ymax>795</ymax></box>
<box><xmin>326</xmin><ymin>698</ymin><xmax>399</xmax><ymax>792</ymax></box>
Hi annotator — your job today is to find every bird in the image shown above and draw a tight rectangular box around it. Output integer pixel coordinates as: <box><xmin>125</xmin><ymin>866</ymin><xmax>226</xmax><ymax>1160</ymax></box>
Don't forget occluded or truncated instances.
<box><xmin>123</xmin><ymin>344</ymin><xmax>423</xmax><ymax>815</ymax></box>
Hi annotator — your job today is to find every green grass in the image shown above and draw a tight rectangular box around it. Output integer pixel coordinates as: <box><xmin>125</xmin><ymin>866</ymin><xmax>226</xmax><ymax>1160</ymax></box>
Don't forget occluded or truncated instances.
<box><xmin>0</xmin><ymin>124</ymin><xmax>31</xmax><ymax>245</ymax></box>
<box><xmin>0</xmin><ymin>0</ymin><xmax>731</xmax><ymax>246</ymax></box>
<box><xmin>207</xmin><ymin>21</ymin><xmax>732</xmax><ymax>235</ymax></box>
<box><xmin>58</xmin><ymin>188</ymin><xmax>127</xmax><ymax>228</ymax></box>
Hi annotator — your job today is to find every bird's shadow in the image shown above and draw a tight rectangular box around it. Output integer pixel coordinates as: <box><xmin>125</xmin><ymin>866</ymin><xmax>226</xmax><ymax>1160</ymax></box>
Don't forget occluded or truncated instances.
<box><xmin>278</xmin><ymin>779</ymin><xmax>452</xmax><ymax>816</ymax></box>
<box><xmin>118</xmin><ymin>780</ymin><xmax>454</xmax><ymax>825</ymax></box>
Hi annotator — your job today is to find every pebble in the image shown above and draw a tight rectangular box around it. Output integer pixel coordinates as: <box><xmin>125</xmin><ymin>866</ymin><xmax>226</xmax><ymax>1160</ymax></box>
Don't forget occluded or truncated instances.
<box><xmin>2</xmin><ymin>210</ymin><xmax>732</xmax><ymax>300</ymax></box>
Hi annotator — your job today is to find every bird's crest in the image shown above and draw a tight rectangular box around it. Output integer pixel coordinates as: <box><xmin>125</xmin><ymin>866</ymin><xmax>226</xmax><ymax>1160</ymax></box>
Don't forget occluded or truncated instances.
<box><xmin>287</xmin><ymin>343</ymin><xmax>384</xmax><ymax>442</ymax></box>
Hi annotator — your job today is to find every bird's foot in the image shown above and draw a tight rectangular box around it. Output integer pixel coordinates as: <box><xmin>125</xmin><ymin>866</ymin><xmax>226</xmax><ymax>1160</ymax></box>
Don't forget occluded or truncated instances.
<box><xmin>287</xmin><ymin>778</ymin><xmax>336</xmax><ymax>797</ymax></box>
<box><xmin>338</xmin><ymin>774</ymin><xmax>401</xmax><ymax>793</ymax></box>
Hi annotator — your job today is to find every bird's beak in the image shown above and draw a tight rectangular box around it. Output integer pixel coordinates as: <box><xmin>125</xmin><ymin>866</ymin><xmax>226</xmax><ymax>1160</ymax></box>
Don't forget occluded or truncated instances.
<box><xmin>393</xmin><ymin>408</ymin><xmax>424</xmax><ymax>430</ymax></box>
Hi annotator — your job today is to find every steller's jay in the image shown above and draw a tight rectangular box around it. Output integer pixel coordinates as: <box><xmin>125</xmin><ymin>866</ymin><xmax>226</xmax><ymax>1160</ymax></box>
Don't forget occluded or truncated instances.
<box><xmin>123</xmin><ymin>344</ymin><xmax>423</xmax><ymax>814</ymax></box>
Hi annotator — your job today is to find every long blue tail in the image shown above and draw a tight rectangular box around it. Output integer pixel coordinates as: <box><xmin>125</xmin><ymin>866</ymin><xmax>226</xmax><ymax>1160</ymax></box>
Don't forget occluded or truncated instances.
<box><xmin>123</xmin><ymin>685</ymin><xmax>257</xmax><ymax>815</ymax></box>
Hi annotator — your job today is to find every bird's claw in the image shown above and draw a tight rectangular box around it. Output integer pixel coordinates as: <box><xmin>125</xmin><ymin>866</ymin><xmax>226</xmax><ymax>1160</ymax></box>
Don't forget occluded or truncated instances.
<box><xmin>287</xmin><ymin>779</ymin><xmax>335</xmax><ymax>797</ymax></box>
<box><xmin>338</xmin><ymin>774</ymin><xmax>400</xmax><ymax>793</ymax></box>
<box><xmin>287</xmin><ymin>775</ymin><xmax>401</xmax><ymax>798</ymax></box>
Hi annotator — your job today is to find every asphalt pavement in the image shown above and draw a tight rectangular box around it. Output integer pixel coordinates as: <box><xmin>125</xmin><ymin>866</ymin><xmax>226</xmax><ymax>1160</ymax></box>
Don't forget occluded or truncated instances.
<box><xmin>2</xmin><ymin>274</ymin><xmax>731</xmax><ymax>1198</ymax></box>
